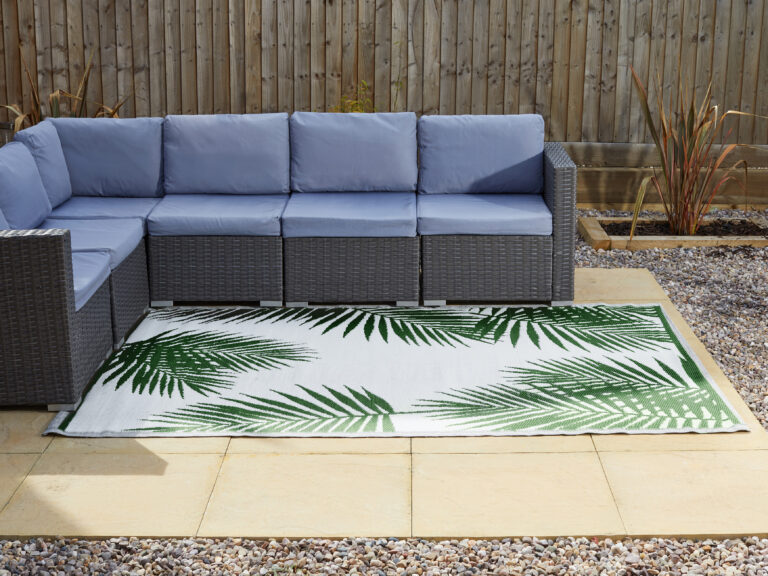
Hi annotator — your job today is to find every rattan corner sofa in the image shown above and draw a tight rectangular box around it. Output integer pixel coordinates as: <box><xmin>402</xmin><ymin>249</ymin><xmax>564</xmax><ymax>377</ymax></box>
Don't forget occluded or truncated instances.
<box><xmin>0</xmin><ymin>111</ymin><xmax>576</xmax><ymax>409</ymax></box>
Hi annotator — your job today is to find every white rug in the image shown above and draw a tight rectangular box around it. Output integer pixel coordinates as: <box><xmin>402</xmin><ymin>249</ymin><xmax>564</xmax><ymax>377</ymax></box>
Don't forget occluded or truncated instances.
<box><xmin>47</xmin><ymin>304</ymin><xmax>747</xmax><ymax>437</ymax></box>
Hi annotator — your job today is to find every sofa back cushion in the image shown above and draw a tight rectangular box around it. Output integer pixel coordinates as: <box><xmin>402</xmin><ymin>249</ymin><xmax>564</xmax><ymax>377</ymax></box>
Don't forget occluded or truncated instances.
<box><xmin>418</xmin><ymin>114</ymin><xmax>545</xmax><ymax>194</ymax></box>
<box><xmin>51</xmin><ymin>117</ymin><xmax>164</xmax><ymax>197</ymax></box>
<box><xmin>164</xmin><ymin>113</ymin><xmax>290</xmax><ymax>194</ymax></box>
<box><xmin>0</xmin><ymin>208</ymin><xmax>9</xmax><ymax>229</ymax></box>
<box><xmin>13</xmin><ymin>120</ymin><xmax>72</xmax><ymax>208</ymax></box>
<box><xmin>290</xmin><ymin>112</ymin><xmax>418</xmax><ymax>192</ymax></box>
<box><xmin>0</xmin><ymin>142</ymin><xmax>52</xmax><ymax>229</ymax></box>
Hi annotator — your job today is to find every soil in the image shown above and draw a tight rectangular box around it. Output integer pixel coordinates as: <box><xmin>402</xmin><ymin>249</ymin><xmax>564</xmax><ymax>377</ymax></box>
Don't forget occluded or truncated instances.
<box><xmin>602</xmin><ymin>218</ymin><xmax>767</xmax><ymax>237</ymax></box>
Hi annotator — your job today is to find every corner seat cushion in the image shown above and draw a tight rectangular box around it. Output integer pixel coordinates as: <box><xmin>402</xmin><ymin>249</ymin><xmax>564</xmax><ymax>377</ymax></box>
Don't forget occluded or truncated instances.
<box><xmin>50</xmin><ymin>197</ymin><xmax>161</xmax><ymax>231</ymax></box>
<box><xmin>164</xmin><ymin>113</ymin><xmax>290</xmax><ymax>195</ymax></box>
<box><xmin>418</xmin><ymin>114</ymin><xmax>545</xmax><ymax>194</ymax></box>
<box><xmin>290</xmin><ymin>112</ymin><xmax>418</xmax><ymax>193</ymax></box>
<box><xmin>51</xmin><ymin>117</ymin><xmax>163</xmax><ymax>197</ymax></box>
<box><xmin>147</xmin><ymin>194</ymin><xmax>288</xmax><ymax>236</ymax></box>
<box><xmin>41</xmin><ymin>217</ymin><xmax>145</xmax><ymax>269</ymax></box>
<box><xmin>72</xmin><ymin>251</ymin><xmax>111</xmax><ymax>311</ymax></box>
<box><xmin>0</xmin><ymin>142</ymin><xmax>52</xmax><ymax>229</ymax></box>
<box><xmin>417</xmin><ymin>194</ymin><xmax>552</xmax><ymax>236</ymax></box>
<box><xmin>282</xmin><ymin>192</ymin><xmax>417</xmax><ymax>238</ymax></box>
<box><xmin>13</xmin><ymin>120</ymin><xmax>72</xmax><ymax>208</ymax></box>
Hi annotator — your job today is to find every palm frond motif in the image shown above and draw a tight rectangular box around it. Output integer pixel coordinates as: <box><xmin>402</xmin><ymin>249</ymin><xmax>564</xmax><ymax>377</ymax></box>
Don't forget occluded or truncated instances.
<box><xmin>150</xmin><ymin>306</ymin><xmax>490</xmax><ymax>347</ymax></box>
<box><xmin>98</xmin><ymin>330</ymin><xmax>315</xmax><ymax>398</ymax></box>
<box><xmin>135</xmin><ymin>385</ymin><xmax>398</xmax><ymax>434</ymax></box>
<box><xmin>470</xmin><ymin>305</ymin><xmax>671</xmax><ymax>352</ymax></box>
<box><xmin>416</xmin><ymin>355</ymin><xmax>737</xmax><ymax>432</ymax></box>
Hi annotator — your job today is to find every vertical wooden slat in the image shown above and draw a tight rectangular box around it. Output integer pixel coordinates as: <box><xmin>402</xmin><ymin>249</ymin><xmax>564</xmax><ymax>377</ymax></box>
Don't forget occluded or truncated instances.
<box><xmin>374</xmin><ymin>0</ymin><xmax>391</xmax><ymax>111</ymax></box>
<box><xmin>504</xmin><ymin>0</ymin><xmax>522</xmax><ymax>115</ymax></box>
<box><xmin>755</xmin><ymin>0</ymin><xmax>768</xmax><ymax>142</ymax></box>
<box><xmin>680</xmin><ymin>0</ymin><xmax>700</xmax><ymax>89</ymax></box>
<box><xmin>391</xmin><ymin>0</ymin><xmax>408</xmax><ymax>111</ymax></box>
<box><xmin>358</xmin><ymin>0</ymin><xmax>375</xmax><ymax>95</ymax></box>
<box><xmin>486</xmin><ymin>0</ymin><xmax>505</xmax><ymax>114</ymax></box>
<box><xmin>518</xmin><ymin>0</ymin><xmax>537</xmax><ymax>114</ymax></box>
<box><xmin>694</xmin><ymin>0</ymin><xmax>715</xmax><ymax>105</ymax></box>
<box><xmin>34</xmin><ymin>0</ymin><xmax>53</xmax><ymax>115</ymax></box>
<box><xmin>245</xmin><ymin>0</ymin><xmax>262</xmax><ymax>112</ymax></box>
<box><xmin>196</xmin><ymin>0</ymin><xmax>213</xmax><ymax>114</ymax></box>
<box><xmin>423</xmin><ymin>0</ymin><xmax>440</xmax><ymax>114</ymax></box>
<box><xmin>50</xmin><ymin>0</ymin><xmax>69</xmax><ymax>105</ymax></box>
<box><xmin>277</xmin><ymin>0</ymin><xmax>293</xmax><ymax>111</ymax></box>
<box><xmin>438</xmin><ymin>0</ymin><xmax>456</xmax><ymax>114</ymax></box>
<box><xmin>165</xmin><ymin>0</ymin><xmax>182</xmax><ymax>115</ymax></box>
<box><xmin>723</xmin><ymin>0</ymin><xmax>747</xmax><ymax>143</ymax></box>
<box><xmin>228</xmin><ymin>0</ymin><xmax>245</xmax><ymax>113</ymax></box>
<box><xmin>212</xmin><ymin>0</ymin><xmax>230</xmax><ymax>113</ymax></box>
<box><xmin>1</xmin><ymin>0</ymin><xmax>21</xmax><ymax>118</ymax></box>
<box><xmin>0</xmin><ymin>4</ymin><xmax>6</xmax><ymax>121</ymax></box>
<box><xmin>628</xmin><ymin>0</ymin><xmax>651</xmax><ymax>142</ymax></box>
<box><xmin>325</xmin><ymin>0</ymin><xmax>341</xmax><ymax>110</ymax></box>
<box><xmin>310</xmin><ymin>0</ymin><xmax>325</xmax><ymax>111</ymax></box>
<box><xmin>82</xmin><ymin>0</ymin><xmax>103</xmax><ymax>113</ymax></box>
<box><xmin>341</xmin><ymin>0</ymin><xmax>356</xmax><ymax>98</ymax></box>
<box><xmin>454</xmin><ymin>0</ymin><xmax>471</xmax><ymax>114</ymax></box>
<box><xmin>613</xmin><ymin>1</ymin><xmax>635</xmax><ymax>142</ymax></box>
<box><xmin>565</xmin><ymin>0</ymin><xmax>587</xmax><ymax>139</ymax></box>
<box><xmin>661</xmin><ymin>0</ymin><xmax>682</xmax><ymax>119</ymax></box>
<box><xmin>597</xmin><ymin>0</ymin><xmax>618</xmax><ymax>143</ymax></box>
<box><xmin>115</xmin><ymin>0</ymin><xmax>134</xmax><ymax>117</ymax></box>
<box><xmin>131</xmin><ymin>0</ymin><xmax>151</xmax><ymax>117</ymax></box>
<box><xmin>66</xmin><ymin>0</ymin><xmax>84</xmax><ymax>99</ymax></box>
<box><xmin>580</xmin><ymin>0</ymin><xmax>602</xmax><ymax>141</ymax></box>
<box><xmin>470</xmin><ymin>0</ymin><xmax>488</xmax><ymax>114</ymax></box>
<box><xmin>148</xmin><ymin>0</ymin><xmax>165</xmax><ymax>116</ymax></box>
<box><xmin>261</xmin><ymin>0</ymin><xmax>278</xmax><ymax>112</ymax></box>
<box><xmin>293</xmin><ymin>0</ymin><xmax>309</xmax><ymax>111</ymax></box>
<box><xmin>534</xmin><ymin>0</ymin><xmax>553</xmax><ymax>120</ymax></box>
<box><xmin>98</xmin><ymin>0</ymin><xmax>118</xmax><ymax>111</ymax></box>
<box><xmin>17</xmin><ymin>0</ymin><xmax>37</xmax><ymax>115</ymax></box>
<box><xmin>710</xmin><ymin>0</ymin><xmax>730</xmax><ymax>115</ymax></box>
<box><xmin>645</xmin><ymin>0</ymin><xmax>667</xmax><ymax>143</ymax></box>
<box><xmin>406</xmin><ymin>0</ymin><xmax>423</xmax><ymax>112</ymax></box>
<box><xmin>738</xmin><ymin>0</ymin><xmax>764</xmax><ymax>143</ymax></box>
<box><xmin>548</xmin><ymin>0</ymin><xmax>569</xmax><ymax>136</ymax></box>
<box><xmin>179</xmin><ymin>0</ymin><xmax>195</xmax><ymax>114</ymax></box>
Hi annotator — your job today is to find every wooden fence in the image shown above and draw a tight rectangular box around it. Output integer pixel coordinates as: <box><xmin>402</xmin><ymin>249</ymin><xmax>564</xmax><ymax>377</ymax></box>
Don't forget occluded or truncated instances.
<box><xmin>1</xmin><ymin>0</ymin><xmax>767</xmax><ymax>203</ymax></box>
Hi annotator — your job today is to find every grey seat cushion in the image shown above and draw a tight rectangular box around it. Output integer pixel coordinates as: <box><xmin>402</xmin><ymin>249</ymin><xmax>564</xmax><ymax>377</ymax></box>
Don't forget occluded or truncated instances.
<box><xmin>282</xmin><ymin>192</ymin><xmax>417</xmax><ymax>238</ymax></box>
<box><xmin>72</xmin><ymin>251</ymin><xmax>111</xmax><ymax>311</ymax></box>
<box><xmin>418</xmin><ymin>114</ymin><xmax>545</xmax><ymax>195</ymax></box>
<box><xmin>417</xmin><ymin>194</ymin><xmax>552</xmax><ymax>235</ymax></box>
<box><xmin>13</xmin><ymin>120</ymin><xmax>72</xmax><ymax>208</ymax></box>
<box><xmin>50</xmin><ymin>197</ymin><xmax>161</xmax><ymax>231</ymax></box>
<box><xmin>147</xmin><ymin>194</ymin><xmax>288</xmax><ymax>236</ymax></box>
<box><xmin>41</xmin><ymin>217</ymin><xmax>145</xmax><ymax>269</ymax></box>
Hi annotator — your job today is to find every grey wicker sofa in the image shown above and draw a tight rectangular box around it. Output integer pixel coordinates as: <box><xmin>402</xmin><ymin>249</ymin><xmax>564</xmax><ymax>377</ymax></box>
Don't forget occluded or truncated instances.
<box><xmin>0</xmin><ymin>112</ymin><xmax>575</xmax><ymax>409</ymax></box>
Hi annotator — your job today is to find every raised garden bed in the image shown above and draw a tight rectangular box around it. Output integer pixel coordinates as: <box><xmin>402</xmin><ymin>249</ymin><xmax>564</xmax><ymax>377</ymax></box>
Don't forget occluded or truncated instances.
<box><xmin>579</xmin><ymin>215</ymin><xmax>768</xmax><ymax>251</ymax></box>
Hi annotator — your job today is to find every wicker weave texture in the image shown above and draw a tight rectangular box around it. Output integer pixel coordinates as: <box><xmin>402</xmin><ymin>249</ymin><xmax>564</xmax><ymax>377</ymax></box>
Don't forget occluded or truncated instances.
<box><xmin>149</xmin><ymin>236</ymin><xmax>283</xmax><ymax>302</ymax></box>
<box><xmin>543</xmin><ymin>142</ymin><xmax>577</xmax><ymax>302</ymax></box>
<box><xmin>110</xmin><ymin>239</ymin><xmax>149</xmax><ymax>345</ymax></box>
<box><xmin>284</xmin><ymin>237</ymin><xmax>420</xmax><ymax>303</ymax></box>
<box><xmin>0</xmin><ymin>229</ymin><xmax>112</xmax><ymax>406</ymax></box>
<box><xmin>421</xmin><ymin>235</ymin><xmax>553</xmax><ymax>302</ymax></box>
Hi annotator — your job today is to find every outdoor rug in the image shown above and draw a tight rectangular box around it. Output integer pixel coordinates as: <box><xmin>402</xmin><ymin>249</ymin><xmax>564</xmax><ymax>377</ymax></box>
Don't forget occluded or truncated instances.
<box><xmin>47</xmin><ymin>304</ymin><xmax>747</xmax><ymax>437</ymax></box>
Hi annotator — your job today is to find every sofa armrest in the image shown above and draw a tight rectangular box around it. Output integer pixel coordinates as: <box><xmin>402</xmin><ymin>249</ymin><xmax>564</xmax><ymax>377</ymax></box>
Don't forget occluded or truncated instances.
<box><xmin>543</xmin><ymin>142</ymin><xmax>577</xmax><ymax>302</ymax></box>
<box><xmin>0</xmin><ymin>229</ymin><xmax>78</xmax><ymax>406</ymax></box>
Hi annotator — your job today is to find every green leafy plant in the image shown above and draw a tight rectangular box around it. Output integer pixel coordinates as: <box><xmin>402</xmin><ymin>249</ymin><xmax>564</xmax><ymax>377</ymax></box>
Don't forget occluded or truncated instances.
<box><xmin>97</xmin><ymin>330</ymin><xmax>315</xmax><ymax>398</ymax></box>
<box><xmin>630</xmin><ymin>66</ymin><xmax>749</xmax><ymax>237</ymax></box>
<box><xmin>330</xmin><ymin>80</ymin><xmax>376</xmax><ymax>113</ymax></box>
<box><xmin>3</xmin><ymin>48</ymin><xmax>129</xmax><ymax>132</ymax></box>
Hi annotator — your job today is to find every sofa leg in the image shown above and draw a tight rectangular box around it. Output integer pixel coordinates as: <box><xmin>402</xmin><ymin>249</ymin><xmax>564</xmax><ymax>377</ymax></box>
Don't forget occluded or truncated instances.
<box><xmin>423</xmin><ymin>300</ymin><xmax>447</xmax><ymax>307</ymax></box>
<box><xmin>151</xmin><ymin>300</ymin><xmax>174</xmax><ymax>308</ymax></box>
<box><xmin>48</xmin><ymin>401</ymin><xmax>80</xmax><ymax>412</ymax></box>
<box><xmin>396</xmin><ymin>300</ymin><xmax>418</xmax><ymax>307</ymax></box>
<box><xmin>550</xmin><ymin>300</ymin><xmax>574</xmax><ymax>306</ymax></box>
<box><xmin>286</xmin><ymin>301</ymin><xmax>309</xmax><ymax>308</ymax></box>
<box><xmin>259</xmin><ymin>300</ymin><xmax>282</xmax><ymax>307</ymax></box>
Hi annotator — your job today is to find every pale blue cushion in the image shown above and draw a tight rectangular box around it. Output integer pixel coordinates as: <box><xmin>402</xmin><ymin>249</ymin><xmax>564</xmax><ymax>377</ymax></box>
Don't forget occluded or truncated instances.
<box><xmin>418</xmin><ymin>114</ymin><xmax>545</xmax><ymax>194</ymax></box>
<box><xmin>290</xmin><ymin>112</ymin><xmax>418</xmax><ymax>192</ymax></box>
<box><xmin>147</xmin><ymin>194</ymin><xmax>287</xmax><ymax>236</ymax></box>
<box><xmin>50</xmin><ymin>197</ymin><xmax>161</xmax><ymax>231</ymax></box>
<box><xmin>417</xmin><ymin>194</ymin><xmax>552</xmax><ymax>235</ymax></box>
<box><xmin>72</xmin><ymin>251</ymin><xmax>111</xmax><ymax>311</ymax></box>
<box><xmin>0</xmin><ymin>142</ymin><xmax>52</xmax><ymax>229</ymax></box>
<box><xmin>0</xmin><ymin>208</ymin><xmax>9</xmax><ymax>229</ymax></box>
<box><xmin>41</xmin><ymin>217</ymin><xmax>145</xmax><ymax>269</ymax></box>
<box><xmin>164</xmin><ymin>113</ymin><xmax>290</xmax><ymax>195</ymax></box>
<box><xmin>13</xmin><ymin>120</ymin><xmax>72</xmax><ymax>208</ymax></box>
<box><xmin>282</xmin><ymin>192</ymin><xmax>417</xmax><ymax>238</ymax></box>
<box><xmin>51</xmin><ymin>117</ymin><xmax>163</xmax><ymax>197</ymax></box>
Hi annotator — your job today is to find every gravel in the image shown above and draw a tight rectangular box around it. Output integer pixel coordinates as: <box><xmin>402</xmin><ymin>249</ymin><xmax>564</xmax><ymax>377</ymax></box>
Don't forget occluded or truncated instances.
<box><xmin>2</xmin><ymin>208</ymin><xmax>767</xmax><ymax>574</ymax></box>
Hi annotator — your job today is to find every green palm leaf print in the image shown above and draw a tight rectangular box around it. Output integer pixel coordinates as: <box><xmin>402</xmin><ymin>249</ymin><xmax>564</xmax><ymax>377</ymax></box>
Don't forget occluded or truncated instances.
<box><xmin>136</xmin><ymin>385</ymin><xmax>398</xmax><ymax>433</ymax></box>
<box><xmin>98</xmin><ymin>330</ymin><xmax>315</xmax><ymax>398</ymax></box>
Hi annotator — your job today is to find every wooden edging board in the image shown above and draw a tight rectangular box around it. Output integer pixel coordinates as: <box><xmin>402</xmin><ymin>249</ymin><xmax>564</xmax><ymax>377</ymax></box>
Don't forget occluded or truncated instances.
<box><xmin>578</xmin><ymin>216</ymin><xmax>768</xmax><ymax>251</ymax></box>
